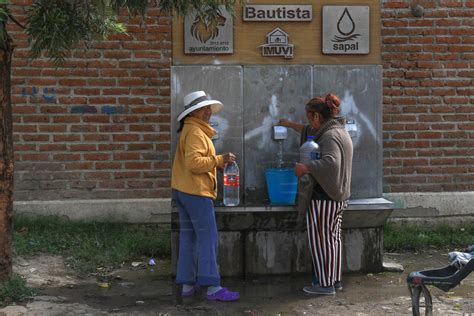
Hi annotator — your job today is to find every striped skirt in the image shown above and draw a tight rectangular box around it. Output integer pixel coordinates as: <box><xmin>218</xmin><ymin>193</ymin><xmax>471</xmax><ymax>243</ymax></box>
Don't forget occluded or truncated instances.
<box><xmin>306</xmin><ymin>199</ymin><xmax>347</xmax><ymax>287</ymax></box>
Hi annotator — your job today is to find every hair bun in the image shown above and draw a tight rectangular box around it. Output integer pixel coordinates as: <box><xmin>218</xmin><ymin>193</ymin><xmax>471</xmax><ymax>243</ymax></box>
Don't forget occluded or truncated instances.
<box><xmin>325</xmin><ymin>93</ymin><xmax>341</xmax><ymax>116</ymax></box>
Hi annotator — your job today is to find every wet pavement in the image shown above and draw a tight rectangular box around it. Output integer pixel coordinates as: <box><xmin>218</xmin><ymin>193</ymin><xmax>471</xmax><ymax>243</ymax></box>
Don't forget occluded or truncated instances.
<box><xmin>2</xmin><ymin>250</ymin><xmax>474</xmax><ymax>315</ymax></box>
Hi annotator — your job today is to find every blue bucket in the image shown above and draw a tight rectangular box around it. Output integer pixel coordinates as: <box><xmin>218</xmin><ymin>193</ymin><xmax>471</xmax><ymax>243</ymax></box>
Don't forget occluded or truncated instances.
<box><xmin>265</xmin><ymin>168</ymin><xmax>297</xmax><ymax>205</ymax></box>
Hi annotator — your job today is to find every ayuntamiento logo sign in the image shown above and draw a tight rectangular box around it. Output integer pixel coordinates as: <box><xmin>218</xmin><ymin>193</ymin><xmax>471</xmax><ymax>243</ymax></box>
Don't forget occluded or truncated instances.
<box><xmin>184</xmin><ymin>6</ymin><xmax>233</xmax><ymax>54</ymax></box>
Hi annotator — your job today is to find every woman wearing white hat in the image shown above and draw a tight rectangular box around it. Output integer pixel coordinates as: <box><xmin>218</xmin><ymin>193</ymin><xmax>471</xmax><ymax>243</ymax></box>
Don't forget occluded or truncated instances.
<box><xmin>171</xmin><ymin>90</ymin><xmax>240</xmax><ymax>301</ymax></box>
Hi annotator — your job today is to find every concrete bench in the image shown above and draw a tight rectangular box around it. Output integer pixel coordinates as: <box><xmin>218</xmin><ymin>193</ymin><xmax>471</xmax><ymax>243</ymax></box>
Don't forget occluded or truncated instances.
<box><xmin>171</xmin><ymin>198</ymin><xmax>394</xmax><ymax>276</ymax></box>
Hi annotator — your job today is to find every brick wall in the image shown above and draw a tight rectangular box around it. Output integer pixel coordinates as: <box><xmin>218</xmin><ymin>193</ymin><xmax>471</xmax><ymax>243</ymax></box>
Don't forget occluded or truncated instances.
<box><xmin>7</xmin><ymin>1</ymin><xmax>474</xmax><ymax>201</ymax></box>
<box><xmin>381</xmin><ymin>0</ymin><xmax>474</xmax><ymax>193</ymax></box>
<box><xmin>8</xmin><ymin>3</ymin><xmax>172</xmax><ymax>200</ymax></box>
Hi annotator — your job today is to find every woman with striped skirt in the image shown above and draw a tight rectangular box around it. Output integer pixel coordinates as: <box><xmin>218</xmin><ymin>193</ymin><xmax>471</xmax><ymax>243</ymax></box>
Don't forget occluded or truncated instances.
<box><xmin>294</xmin><ymin>94</ymin><xmax>353</xmax><ymax>295</ymax></box>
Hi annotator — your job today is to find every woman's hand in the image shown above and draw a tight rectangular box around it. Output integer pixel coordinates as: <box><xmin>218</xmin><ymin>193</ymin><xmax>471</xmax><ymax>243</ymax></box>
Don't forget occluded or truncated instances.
<box><xmin>222</xmin><ymin>152</ymin><xmax>237</xmax><ymax>164</ymax></box>
<box><xmin>294</xmin><ymin>163</ymin><xmax>309</xmax><ymax>177</ymax></box>
<box><xmin>278</xmin><ymin>118</ymin><xmax>304</xmax><ymax>133</ymax></box>
<box><xmin>278</xmin><ymin>118</ymin><xmax>292</xmax><ymax>127</ymax></box>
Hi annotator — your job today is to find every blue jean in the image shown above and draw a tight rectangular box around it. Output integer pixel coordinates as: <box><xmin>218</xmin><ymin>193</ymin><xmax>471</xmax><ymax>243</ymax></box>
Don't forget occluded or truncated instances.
<box><xmin>173</xmin><ymin>190</ymin><xmax>220</xmax><ymax>286</ymax></box>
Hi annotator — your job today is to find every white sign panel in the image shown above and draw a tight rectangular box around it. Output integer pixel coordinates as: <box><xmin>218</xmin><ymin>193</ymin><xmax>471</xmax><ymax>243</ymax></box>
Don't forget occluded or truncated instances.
<box><xmin>243</xmin><ymin>5</ymin><xmax>312</xmax><ymax>21</ymax></box>
<box><xmin>322</xmin><ymin>6</ymin><xmax>370</xmax><ymax>55</ymax></box>
<box><xmin>184</xmin><ymin>6</ymin><xmax>233</xmax><ymax>54</ymax></box>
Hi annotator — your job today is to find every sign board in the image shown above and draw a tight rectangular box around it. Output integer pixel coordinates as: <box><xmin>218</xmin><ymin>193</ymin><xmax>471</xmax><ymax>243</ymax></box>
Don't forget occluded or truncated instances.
<box><xmin>173</xmin><ymin>0</ymin><xmax>381</xmax><ymax>65</ymax></box>
<box><xmin>322</xmin><ymin>6</ymin><xmax>370</xmax><ymax>54</ymax></box>
<box><xmin>259</xmin><ymin>28</ymin><xmax>294</xmax><ymax>59</ymax></box>
<box><xmin>243</xmin><ymin>5</ymin><xmax>312</xmax><ymax>21</ymax></box>
<box><xmin>184</xmin><ymin>6</ymin><xmax>233</xmax><ymax>54</ymax></box>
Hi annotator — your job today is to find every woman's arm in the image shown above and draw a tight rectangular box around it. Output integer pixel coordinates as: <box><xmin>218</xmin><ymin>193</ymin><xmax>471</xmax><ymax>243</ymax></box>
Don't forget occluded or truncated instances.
<box><xmin>278</xmin><ymin>118</ymin><xmax>305</xmax><ymax>134</ymax></box>
<box><xmin>184</xmin><ymin>131</ymin><xmax>222</xmax><ymax>173</ymax></box>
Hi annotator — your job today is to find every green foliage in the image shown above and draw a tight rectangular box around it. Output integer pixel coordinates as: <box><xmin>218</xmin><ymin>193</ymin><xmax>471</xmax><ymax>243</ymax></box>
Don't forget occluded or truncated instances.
<box><xmin>111</xmin><ymin>0</ymin><xmax>148</xmax><ymax>16</ymax></box>
<box><xmin>384</xmin><ymin>222</ymin><xmax>474</xmax><ymax>252</ymax></box>
<box><xmin>158</xmin><ymin>0</ymin><xmax>238</xmax><ymax>17</ymax></box>
<box><xmin>25</xmin><ymin>0</ymin><xmax>126</xmax><ymax>65</ymax></box>
<box><xmin>0</xmin><ymin>275</ymin><xmax>36</xmax><ymax>307</ymax></box>
<box><xmin>13</xmin><ymin>215</ymin><xmax>171</xmax><ymax>274</ymax></box>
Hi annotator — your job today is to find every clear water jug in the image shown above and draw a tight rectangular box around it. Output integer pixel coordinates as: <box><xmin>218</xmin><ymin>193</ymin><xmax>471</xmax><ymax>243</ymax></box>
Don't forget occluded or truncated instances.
<box><xmin>299</xmin><ymin>136</ymin><xmax>320</xmax><ymax>185</ymax></box>
<box><xmin>299</xmin><ymin>136</ymin><xmax>321</xmax><ymax>163</ymax></box>
<box><xmin>223</xmin><ymin>161</ymin><xmax>240</xmax><ymax>206</ymax></box>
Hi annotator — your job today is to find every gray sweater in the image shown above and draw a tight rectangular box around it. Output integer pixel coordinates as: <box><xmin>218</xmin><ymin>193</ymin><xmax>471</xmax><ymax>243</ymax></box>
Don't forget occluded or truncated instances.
<box><xmin>297</xmin><ymin>118</ymin><xmax>353</xmax><ymax>214</ymax></box>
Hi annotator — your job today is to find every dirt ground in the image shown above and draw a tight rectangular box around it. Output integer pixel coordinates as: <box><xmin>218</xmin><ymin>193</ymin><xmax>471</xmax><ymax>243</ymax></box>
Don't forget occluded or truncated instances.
<box><xmin>1</xmin><ymin>250</ymin><xmax>473</xmax><ymax>315</ymax></box>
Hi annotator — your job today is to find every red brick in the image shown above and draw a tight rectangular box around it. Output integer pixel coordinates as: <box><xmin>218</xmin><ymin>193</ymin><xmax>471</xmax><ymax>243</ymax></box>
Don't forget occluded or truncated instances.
<box><xmin>53</xmin><ymin>117</ymin><xmax>81</xmax><ymax>123</ymax></box>
<box><xmin>39</xmin><ymin>144</ymin><xmax>68</xmax><ymax>151</ymax></box>
<box><xmin>39</xmin><ymin>125</ymin><xmax>67</xmax><ymax>133</ymax></box>
<box><xmin>440</xmin><ymin>0</ymin><xmax>463</xmax><ymax>7</ymax></box>
<box><xmin>70</xmin><ymin>144</ymin><xmax>97</xmax><ymax>151</ymax></box>
<box><xmin>113</xmin><ymin>134</ymin><xmax>140</xmax><ymax>142</ymax></box>
<box><xmin>14</xmin><ymin>125</ymin><xmax>37</xmax><ymax>133</ymax></box>
<box><xmin>115</xmin><ymin>172</ymin><xmax>141</xmax><ymax>179</ymax></box>
<box><xmin>103</xmin><ymin>51</ymin><xmax>132</xmax><ymax>59</ymax></box>
<box><xmin>22</xmin><ymin>134</ymin><xmax>50</xmax><ymax>142</ymax></box>
<box><xmin>134</xmin><ymin>52</ymin><xmax>162</xmax><ymax>59</ymax></box>
<box><xmin>53</xmin><ymin>135</ymin><xmax>81</xmax><ymax>142</ymax></box>
<box><xmin>98</xmin><ymin>144</ymin><xmax>125</xmax><ymax>151</ymax></box>
<box><xmin>84</xmin><ymin>172</ymin><xmax>112</xmax><ymax>180</ymax></box>
<box><xmin>113</xmin><ymin>153</ymin><xmax>140</xmax><ymax>160</ymax></box>
<box><xmin>53</xmin><ymin>154</ymin><xmax>81</xmax><ymax>161</ymax></box>
<box><xmin>97</xmin><ymin>181</ymin><xmax>126</xmax><ymax>189</ymax></box>
<box><xmin>82</xmin><ymin>116</ymin><xmax>111</xmax><ymax>124</ymax></box>
<box><xmin>436</xmin><ymin>19</ymin><xmax>462</xmax><ymax>27</ymax></box>
<box><xmin>418</xmin><ymin>132</ymin><xmax>443</xmax><ymax>138</ymax></box>
<box><xmin>96</xmin><ymin>162</ymin><xmax>122</xmax><ymax>170</ymax></box>
<box><xmin>21</xmin><ymin>153</ymin><xmax>50</xmax><ymax>161</ymax></box>
<box><xmin>83</xmin><ymin>154</ymin><xmax>111</xmax><ymax>161</ymax></box>
<box><xmin>64</xmin><ymin>162</ymin><xmax>93</xmax><ymax>170</ymax></box>
<box><xmin>124</xmin><ymin>162</ymin><xmax>152</xmax><ymax>169</ymax></box>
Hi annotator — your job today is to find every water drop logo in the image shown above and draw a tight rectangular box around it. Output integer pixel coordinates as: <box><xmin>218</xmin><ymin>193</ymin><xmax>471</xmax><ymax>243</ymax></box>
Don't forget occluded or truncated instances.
<box><xmin>322</xmin><ymin>5</ymin><xmax>369</xmax><ymax>55</ymax></box>
<box><xmin>332</xmin><ymin>8</ymin><xmax>360</xmax><ymax>43</ymax></box>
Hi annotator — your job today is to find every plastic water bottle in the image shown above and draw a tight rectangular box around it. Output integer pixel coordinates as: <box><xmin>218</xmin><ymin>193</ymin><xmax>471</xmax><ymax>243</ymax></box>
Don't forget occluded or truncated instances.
<box><xmin>299</xmin><ymin>136</ymin><xmax>320</xmax><ymax>185</ymax></box>
<box><xmin>223</xmin><ymin>162</ymin><xmax>240</xmax><ymax>206</ymax></box>
<box><xmin>299</xmin><ymin>136</ymin><xmax>321</xmax><ymax>163</ymax></box>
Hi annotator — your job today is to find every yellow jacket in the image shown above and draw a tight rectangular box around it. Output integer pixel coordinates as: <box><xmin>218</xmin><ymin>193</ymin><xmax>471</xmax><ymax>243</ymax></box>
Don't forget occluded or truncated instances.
<box><xmin>171</xmin><ymin>116</ymin><xmax>224</xmax><ymax>199</ymax></box>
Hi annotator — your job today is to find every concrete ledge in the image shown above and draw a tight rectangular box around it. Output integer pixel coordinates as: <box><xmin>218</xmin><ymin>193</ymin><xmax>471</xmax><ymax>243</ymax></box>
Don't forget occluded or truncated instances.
<box><xmin>385</xmin><ymin>192</ymin><xmax>474</xmax><ymax>226</ymax></box>
<box><xmin>12</xmin><ymin>192</ymin><xmax>474</xmax><ymax>226</ymax></box>
<box><xmin>172</xmin><ymin>198</ymin><xmax>394</xmax><ymax>275</ymax></box>
<box><xmin>14</xmin><ymin>199</ymin><xmax>172</xmax><ymax>223</ymax></box>
<box><xmin>206</xmin><ymin>198</ymin><xmax>394</xmax><ymax>230</ymax></box>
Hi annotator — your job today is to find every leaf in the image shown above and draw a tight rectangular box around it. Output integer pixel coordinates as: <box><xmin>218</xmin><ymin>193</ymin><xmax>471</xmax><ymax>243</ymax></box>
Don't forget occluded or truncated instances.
<box><xmin>0</xmin><ymin>8</ymin><xmax>7</xmax><ymax>22</ymax></box>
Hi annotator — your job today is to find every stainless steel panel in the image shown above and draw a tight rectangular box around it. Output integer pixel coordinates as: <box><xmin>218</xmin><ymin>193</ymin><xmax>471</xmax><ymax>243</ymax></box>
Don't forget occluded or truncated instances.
<box><xmin>322</xmin><ymin>6</ymin><xmax>370</xmax><ymax>54</ymax></box>
<box><xmin>171</xmin><ymin>66</ymin><xmax>243</xmax><ymax>203</ymax></box>
<box><xmin>313</xmin><ymin>65</ymin><xmax>383</xmax><ymax>198</ymax></box>
<box><xmin>243</xmin><ymin>66</ymin><xmax>312</xmax><ymax>204</ymax></box>
<box><xmin>172</xmin><ymin>65</ymin><xmax>382</xmax><ymax>205</ymax></box>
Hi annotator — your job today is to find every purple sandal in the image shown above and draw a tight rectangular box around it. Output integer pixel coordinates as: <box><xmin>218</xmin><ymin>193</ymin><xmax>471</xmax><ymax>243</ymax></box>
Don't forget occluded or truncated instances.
<box><xmin>182</xmin><ymin>285</ymin><xmax>198</xmax><ymax>297</ymax></box>
<box><xmin>207</xmin><ymin>288</ymin><xmax>240</xmax><ymax>301</ymax></box>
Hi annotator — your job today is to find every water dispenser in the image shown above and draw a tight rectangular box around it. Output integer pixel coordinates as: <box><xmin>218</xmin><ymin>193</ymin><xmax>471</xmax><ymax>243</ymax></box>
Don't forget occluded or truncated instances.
<box><xmin>265</xmin><ymin>125</ymin><xmax>298</xmax><ymax>205</ymax></box>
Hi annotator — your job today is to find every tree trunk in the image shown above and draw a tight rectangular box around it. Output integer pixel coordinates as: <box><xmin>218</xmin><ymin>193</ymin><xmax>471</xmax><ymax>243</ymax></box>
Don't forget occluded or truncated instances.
<box><xmin>0</xmin><ymin>33</ymin><xmax>14</xmax><ymax>282</ymax></box>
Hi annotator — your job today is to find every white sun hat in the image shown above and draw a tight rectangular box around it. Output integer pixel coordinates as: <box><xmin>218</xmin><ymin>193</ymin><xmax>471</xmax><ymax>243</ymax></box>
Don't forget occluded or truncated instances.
<box><xmin>177</xmin><ymin>90</ymin><xmax>223</xmax><ymax>122</ymax></box>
